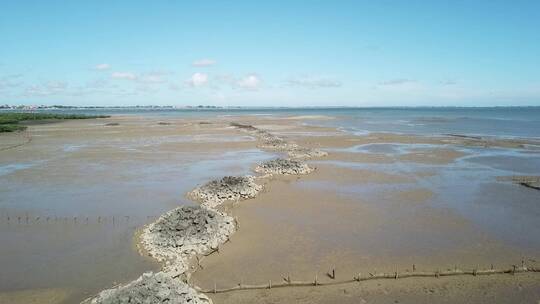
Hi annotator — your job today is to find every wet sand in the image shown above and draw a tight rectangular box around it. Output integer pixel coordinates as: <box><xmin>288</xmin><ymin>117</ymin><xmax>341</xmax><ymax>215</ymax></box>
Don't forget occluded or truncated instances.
<box><xmin>203</xmin><ymin>273</ymin><xmax>540</xmax><ymax>304</ymax></box>
<box><xmin>192</xmin><ymin>173</ymin><xmax>528</xmax><ymax>288</ymax></box>
<box><xmin>1</xmin><ymin>114</ymin><xmax>539</xmax><ymax>303</ymax></box>
<box><xmin>0</xmin><ymin>116</ymin><xmax>271</xmax><ymax>303</ymax></box>
<box><xmin>190</xmin><ymin>116</ymin><xmax>540</xmax><ymax>303</ymax></box>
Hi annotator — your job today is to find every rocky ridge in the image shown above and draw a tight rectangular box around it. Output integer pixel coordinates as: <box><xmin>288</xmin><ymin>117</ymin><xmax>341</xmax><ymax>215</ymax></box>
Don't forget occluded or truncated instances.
<box><xmin>189</xmin><ymin>176</ymin><xmax>263</xmax><ymax>209</ymax></box>
<box><xmin>230</xmin><ymin>122</ymin><xmax>328</xmax><ymax>159</ymax></box>
<box><xmin>255</xmin><ymin>158</ymin><xmax>313</xmax><ymax>175</ymax></box>
<box><xmin>141</xmin><ymin>206</ymin><xmax>235</xmax><ymax>266</ymax></box>
<box><xmin>85</xmin><ymin>122</ymin><xmax>320</xmax><ymax>304</ymax></box>
<box><xmin>87</xmin><ymin>272</ymin><xmax>211</xmax><ymax>304</ymax></box>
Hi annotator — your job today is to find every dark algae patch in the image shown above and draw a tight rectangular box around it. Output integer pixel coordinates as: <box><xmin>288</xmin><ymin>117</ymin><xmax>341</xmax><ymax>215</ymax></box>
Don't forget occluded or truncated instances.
<box><xmin>0</xmin><ymin>112</ymin><xmax>110</xmax><ymax>132</ymax></box>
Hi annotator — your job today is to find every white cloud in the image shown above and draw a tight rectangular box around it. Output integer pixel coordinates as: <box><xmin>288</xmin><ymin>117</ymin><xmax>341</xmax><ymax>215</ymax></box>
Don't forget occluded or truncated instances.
<box><xmin>111</xmin><ymin>72</ymin><xmax>138</xmax><ymax>80</ymax></box>
<box><xmin>45</xmin><ymin>81</ymin><xmax>67</xmax><ymax>91</ymax></box>
<box><xmin>185</xmin><ymin>72</ymin><xmax>209</xmax><ymax>87</ymax></box>
<box><xmin>379</xmin><ymin>78</ymin><xmax>416</xmax><ymax>86</ymax></box>
<box><xmin>22</xmin><ymin>81</ymin><xmax>68</xmax><ymax>97</ymax></box>
<box><xmin>440</xmin><ymin>79</ymin><xmax>458</xmax><ymax>86</ymax></box>
<box><xmin>237</xmin><ymin>74</ymin><xmax>261</xmax><ymax>90</ymax></box>
<box><xmin>94</xmin><ymin>63</ymin><xmax>111</xmax><ymax>71</ymax></box>
<box><xmin>0</xmin><ymin>74</ymin><xmax>23</xmax><ymax>91</ymax></box>
<box><xmin>192</xmin><ymin>59</ymin><xmax>217</xmax><ymax>67</ymax></box>
<box><xmin>85</xmin><ymin>78</ymin><xmax>112</xmax><ymax>89</ymax></box>
<box><xmin>286</xmin><ymin>76</ymin><xmax>342</xmax><ymax>88</ymax></box>
<box><xmin>141</xmin><ymin>75</ymin><xmax>164</xmax><ymax>84</ymax></box>
<box><xmin>23</xmin><ymin>85</ymin><xmax>45</xmax><ymax>96</ymax></box>
<box><xmin>110</xmin><ymin>71</ymin><xmax>169</xmax><ymax>85</ymax></box>
<box><xmin>139</xmin><ymin>71</ymin><xmax>168</xmax><ymax>84</ymax></box>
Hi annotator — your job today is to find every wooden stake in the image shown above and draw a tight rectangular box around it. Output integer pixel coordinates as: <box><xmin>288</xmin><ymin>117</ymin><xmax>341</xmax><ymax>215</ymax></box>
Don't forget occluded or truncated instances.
<box><xmin>328</xmin><ymin>267</ymin><xmax>335</xmax><ymax>279</ymax></box>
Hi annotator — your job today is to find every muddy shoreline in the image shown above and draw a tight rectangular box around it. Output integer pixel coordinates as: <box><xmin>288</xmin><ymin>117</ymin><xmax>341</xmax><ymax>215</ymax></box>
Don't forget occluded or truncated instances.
<box><xmin>82</xmin><ymin>122</ymin><xmax>322</xmax><ymax>303</ymax></box>
<box><xmin>2</xmin><ymin>115</ymin><xmax>539</xmax><ymax>304</ymax></box>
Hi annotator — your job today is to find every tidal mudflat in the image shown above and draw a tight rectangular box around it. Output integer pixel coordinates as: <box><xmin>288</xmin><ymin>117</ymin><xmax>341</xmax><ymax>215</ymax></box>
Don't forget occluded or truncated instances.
<box><xmin>0</xmin><ymin>116</ymin><xmax>273</xmax><ymax>303</ymax></box>
<box><xmin>190</xmin><ymin>115</ymin><xmax>540</xmax><ymax>304</ymax></box>
<box><xmin>1</xmin><ymin>113</ymin><xmax>539</xmax><ymax>304</ymax></box>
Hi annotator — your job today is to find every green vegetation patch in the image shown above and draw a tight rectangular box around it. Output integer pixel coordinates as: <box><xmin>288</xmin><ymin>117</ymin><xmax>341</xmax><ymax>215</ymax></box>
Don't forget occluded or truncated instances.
<box><xmin>0</xmin><ymin>124</ymin><xmax>27</xmax><ymax>132</ymax></box>
<box><xmin>0</xmin><ymin>112</ymin><xmax>110</xmax><ymax>133</ymax></box>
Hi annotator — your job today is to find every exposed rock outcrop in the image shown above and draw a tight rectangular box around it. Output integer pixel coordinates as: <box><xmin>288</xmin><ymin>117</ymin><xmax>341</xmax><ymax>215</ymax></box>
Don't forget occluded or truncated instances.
<box><xmin>87</xmin><ymin>206</ymin><xmax>235</xmax><ymax>304</ymax></box>
<box><xmin>255</xmin><ymin>158</ymin><xmax>313</xmax><ymax>175</ymax></box>
<box><xmin>86</xmin><ymin>121</ymin><xmax>321</xmax><ymax>304</ymax></box>
<box><xmin>230</xmin><ymin>122</ymin><xmax>327</xmax><ymax>159</ymax></box>
<box><xmin>499</xmin><ymin>175</ymin><xmax>540</xmax><ymax>191</ymax></box>
<box><xmin>86</xmin><ymin>272</ymin><xmax>211</xmax><ymax>304</ymax></box>
<box><xmin>189</xmin><ymin>176</ymin><xmax>262</xmax><ymax>208</ymax></box>
<box><xmin>141</xmin><ymin>206</ymin><xmax>235</xmax><ymax>264</ymax></box>
<box><xmin>287</xmin><ymin>146</ymin><xmax>328</xmax><ymax>159</ymax></box>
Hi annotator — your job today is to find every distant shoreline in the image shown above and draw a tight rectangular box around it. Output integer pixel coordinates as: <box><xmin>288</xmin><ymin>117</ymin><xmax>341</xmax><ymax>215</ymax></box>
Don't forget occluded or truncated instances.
<box><xmin>2</xmin><ymin>105</ymin><xmax>540</xmax><ymax>111</ymax></box>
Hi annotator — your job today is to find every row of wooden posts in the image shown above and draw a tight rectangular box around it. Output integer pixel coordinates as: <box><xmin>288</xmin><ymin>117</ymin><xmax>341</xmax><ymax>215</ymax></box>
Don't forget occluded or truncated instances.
<box><xmin>0</xmin><ymin>215</ymin><xmax>159</xmax><ymax>224</ymax></box>
<box><xmin>194</xmin><ymin>263</ymin><xmax>539</xmax><ymax>294</ymax></box>
<box><xmin>189</xmin><ymin>216</ymin><xmax>539</xmax><ymax>295</ymax></box>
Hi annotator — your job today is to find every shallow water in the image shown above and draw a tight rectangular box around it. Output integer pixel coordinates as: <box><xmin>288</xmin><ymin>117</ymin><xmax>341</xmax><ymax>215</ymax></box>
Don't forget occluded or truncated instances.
<box><xmin>5</xmin><ymin>106</ymin><xmax>540</xmax><ymax>138</ymax></box>
<box><xmin>0</xmin><ymin>120</ymin><xmax>274</xmax><ymax>303</ymax></box>
<box><xmin>309</xmin><ymin>142</ymin><xmax>540</xmax><ymax>252</ymax></box>
<box><xmin>2</xmin><ymin>109</ymin><xmax>540</xmax><ymax>302</ymax></box>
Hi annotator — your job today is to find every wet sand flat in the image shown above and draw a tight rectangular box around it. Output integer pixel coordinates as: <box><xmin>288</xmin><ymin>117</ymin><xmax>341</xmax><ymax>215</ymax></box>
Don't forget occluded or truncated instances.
<box><xmin>192</xmin><ymin>171</ymin><xmax>526</xmax><ymax>289</ymax></box>
<box><xmin>0</xmin><ymin>116</ymin><xmax>271</xmax><ymax>303</ymax></box>
<box><xmin>205</xmin><ymin>273</ymin><xmax>540</xmax><ymax>304</ymax></box>
<box><xmin>190</xmin><ymin>116</ymin><xmax>540</xmax><ymax>303</ymax></box>
<box><xmin>1</xmin><ymin>114</ymin><xmax>539</xmax><ymax>303</ymax></box>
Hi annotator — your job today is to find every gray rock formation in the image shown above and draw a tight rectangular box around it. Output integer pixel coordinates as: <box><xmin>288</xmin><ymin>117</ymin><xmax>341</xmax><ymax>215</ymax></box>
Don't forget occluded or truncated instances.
<box><xmin>141</xmin><ymin>206</ymin><xmax>235</xmax><ymax>265</ymax></box>
<box><xmin>255</xmin><ymin>158</ymin><xmax>313</xmax><ymax>175</ymax></box>
<box><xmin>189</xmin><ymin>176</ymin><xmax>262</xmax><ymax>208</ymax></box>
<box><xmin>287</xmin><ymin>146</ymin><xmax>328</xmax><ymax>159</ymax></box>
<box><xmin>86</xmin><ymin>271</ymin><xmax>211</xmax><ymax>304</ymax></box>
<box><xmin>87</xmin><ymin>206</ymin><xmax>234</xmax><ymax>304</ymax></box>
<box><xmin>230</xmin><ymin>122</ymin><xmax>327</xmax><ymax>159</ymax></box>
<box><xmin>87</xmin><ymin>121</ymin><xmax>324</xmax><ymax>304</ymax></box>
<box><xmin>509</xmin><ymin>176</ymin><xmax>540</xmax><ymax>191</ymax></box>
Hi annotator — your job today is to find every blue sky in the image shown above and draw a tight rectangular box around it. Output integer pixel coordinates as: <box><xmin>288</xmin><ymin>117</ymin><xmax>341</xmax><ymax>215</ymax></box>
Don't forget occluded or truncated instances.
<box><xmin>1</xmin><ymin>0</ymin><xmax>539</xmax><ymax>106</ymax></box>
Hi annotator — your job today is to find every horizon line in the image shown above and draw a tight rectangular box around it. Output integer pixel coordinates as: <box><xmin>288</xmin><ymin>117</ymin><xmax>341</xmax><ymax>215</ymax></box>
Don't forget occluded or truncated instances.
<box><xmin>2</xmin><ymin>105</ymin><xmax>540</xmax><ymax>109</ymax></box>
